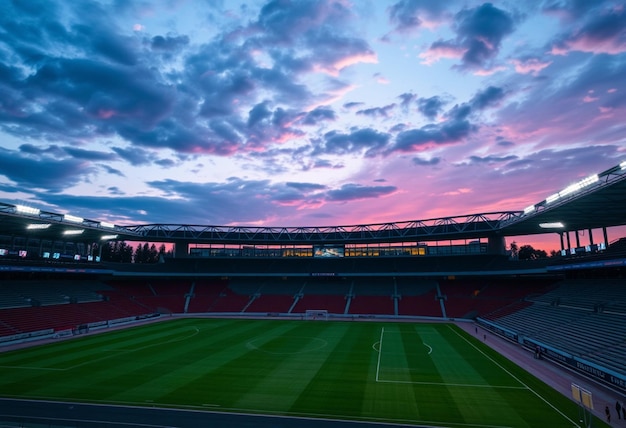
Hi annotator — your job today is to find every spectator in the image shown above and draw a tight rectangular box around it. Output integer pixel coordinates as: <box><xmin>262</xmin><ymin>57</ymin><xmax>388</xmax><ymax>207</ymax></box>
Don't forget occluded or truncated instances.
<box><xmin>605</xmin><ymin>405</ymin><xmax>611</xmax><ymax>423</ymax></box>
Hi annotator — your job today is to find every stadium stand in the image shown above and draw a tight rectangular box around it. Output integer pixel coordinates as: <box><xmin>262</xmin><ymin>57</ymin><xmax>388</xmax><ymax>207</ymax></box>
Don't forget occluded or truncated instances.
<box><xmin>479</xmin><ymin>278</ymin><xmax>626</xmax><ymax>377</ymax></box>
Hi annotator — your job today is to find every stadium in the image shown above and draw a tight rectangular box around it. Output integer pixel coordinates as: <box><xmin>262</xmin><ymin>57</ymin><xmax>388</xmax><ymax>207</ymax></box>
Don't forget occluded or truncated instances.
<box><xmin>0</xmin><ymin>160</ymin><xmax>625</xmax><ymax>428</ymax></box>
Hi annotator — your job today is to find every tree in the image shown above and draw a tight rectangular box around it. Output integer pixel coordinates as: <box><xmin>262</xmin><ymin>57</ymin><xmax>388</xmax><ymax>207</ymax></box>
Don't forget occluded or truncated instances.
<box><xmin>518</xmin><ymin>244</ymin><xmax>548</xmax><ymax>260</ymax></box>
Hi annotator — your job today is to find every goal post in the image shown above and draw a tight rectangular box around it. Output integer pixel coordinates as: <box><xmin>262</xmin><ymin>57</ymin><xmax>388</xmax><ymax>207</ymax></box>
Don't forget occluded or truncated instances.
<box><xmin>305</xmin><ymin>309</ymin><xmax>329</xmax><ymax>320</ymax></box>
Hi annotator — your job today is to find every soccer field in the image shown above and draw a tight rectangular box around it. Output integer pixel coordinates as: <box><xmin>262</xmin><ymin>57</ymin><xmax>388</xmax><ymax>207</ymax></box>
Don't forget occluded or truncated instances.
<box><xmin>0</xmin><ymin>318</ymin><xmax>605</xmax><ymax>427</ymax></box>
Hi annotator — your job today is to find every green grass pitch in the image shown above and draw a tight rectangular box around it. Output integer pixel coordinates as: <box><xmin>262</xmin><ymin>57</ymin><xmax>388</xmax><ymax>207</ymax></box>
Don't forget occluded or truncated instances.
<box><xmin>0</xmin><ymin>318</ymin><xmax>607</xmax><ymax>427</ymax></box>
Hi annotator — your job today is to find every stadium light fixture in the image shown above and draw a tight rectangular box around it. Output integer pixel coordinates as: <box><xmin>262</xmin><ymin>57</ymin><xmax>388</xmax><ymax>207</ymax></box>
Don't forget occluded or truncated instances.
<box><xmin>539</xmin><ymin>222</ymin><xmax>565</xmax><ymax>228</ymax></box>
<box><xmin>15</xmin><ymin>204</ymin><xmax>40</xmax><ymax>215</ymax></box>
<box><xmin>26</xmin><ymin>223</ymin><xmax>51</xmax><ymax>230</ymax></box>
<box><xmin>523</xmin><ymin>205</ymin><xmax>535</xmax><ymax>215</ymax></box>
<box><xmin>557</xmin><ymin>174</ymin><xmax>599</xmax><ymax>198</ymax></box>
<box><xmin>621</xmin><ymin>160</ymin><xmax>626</xmax><ymax>170</ymax></box>
<box><xmin>64</xmin><ymin>214</ymin><xmax>83</xmax><ymax>223</ymax></box>
<box><xmin>100</xmin><ymin>221</ymin><xmax>115</xmax><ymax>229</ymax></box>
<box><xmin>546</xmin><ymin>193</ymin><xmax>560</xmax><ymax>204</ymax></box>
<box><xmin>63</xmin><ymin>229</ymin><xmax>84</xmax><ymax>235</ymax></box>
<box><xmin>100</xmin><ymin>234</ymin><xmax>118</xmax><ymax>240</ymax></box>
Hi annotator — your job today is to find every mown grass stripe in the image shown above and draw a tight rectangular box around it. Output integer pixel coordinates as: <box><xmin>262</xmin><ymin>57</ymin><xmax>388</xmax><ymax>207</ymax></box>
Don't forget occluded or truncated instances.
<box><xmin>289</xmin><ymin>322</ymin><xmax>375</xmax><ymax>419</ymax></box>
<box><xmin>233</xmin><ymin>322</ymin><xmax>349</xmax><ymax>412</ymax></box>
<box><xmin>0</xmin><ymin>319</ymin><xmax>608</xmax><ymax>428</ymax></box>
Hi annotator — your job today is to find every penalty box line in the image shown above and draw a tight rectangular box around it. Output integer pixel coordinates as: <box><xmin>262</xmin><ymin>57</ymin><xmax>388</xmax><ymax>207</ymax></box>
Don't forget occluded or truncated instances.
<box><xmin>374</xmin><ymin>327</ymin><xmax>526</xmax><ymax>390</ymax></box>
<box><xmin>447</xmin><ymin>325</ymin><xmax>580</xmax><ymax>427</ymax></box>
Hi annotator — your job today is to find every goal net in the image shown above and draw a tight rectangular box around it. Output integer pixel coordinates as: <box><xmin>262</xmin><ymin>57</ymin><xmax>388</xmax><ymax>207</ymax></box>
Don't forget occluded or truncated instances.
<box><xmin>305</xmin><ymin>309</ymin><xmax>329</xmax><ymax>320</ymax></box>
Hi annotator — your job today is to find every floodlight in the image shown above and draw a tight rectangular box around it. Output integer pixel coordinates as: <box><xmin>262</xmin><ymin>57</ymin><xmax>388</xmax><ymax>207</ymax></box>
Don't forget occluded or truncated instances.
<box><xmin>523</xmin><ymin>205</ymin><xmax>535</xmax><ymax>215</ymax></box>
<box><xmin>64</xmin><ymin>214</ymin><xmax>83</xmax><ymax>223</ymax></box>
<box><xmin>621</xmin><ymin>160</ymin><xmax>626</xmax><ymax>170</ymax></box>
<box><xmin>559</xmin><ymin>174</ymin><xmax>598</xmax><ymax>198</ymax></box>
<box><xmin>100</xmin><ymin>221</ymin><xmax>115</xmax><ymax>228</ymax></box>
<box><xmin>15</xmin><ymin>204</ymin><xmax>40</xmax><ymax>215</ymax></box>
<box><xmin>580</xmin><ymin>174</ymin><xmax>599</xmax><ymax>186</ymax></box>
<box><xmin>559</xmin><ymin>183</ymin><xmax>580</xmax><ymax>197</ymax></box>
<box><xmin>100</xmin><ymin>234</ymin><xmax>118</xmax><ymax>240</ymax></box>
<box><xmin>63</xmin><ymin>229</ymin><xmax>84</xmax><ymax>235</ymax></box>
<box><xmin>539</xmin><ymin>222</ymin><xmax>565</xmax><ymax>228</ymax></box>
<box><xmin>27</xmin><ymin>223</ymin><xmax>51</xmax><ymax>230</ymax></box>
<box><xmin>546</xmin><ymin>193</ymin><xmax>560</xmax><ymax>204</ymax></box>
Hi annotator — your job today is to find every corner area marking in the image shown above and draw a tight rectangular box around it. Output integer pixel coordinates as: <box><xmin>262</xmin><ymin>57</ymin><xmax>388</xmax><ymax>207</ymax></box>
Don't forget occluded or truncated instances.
<box><xmin>447</xmin><ymin>325</ymin><xmax>581</xmax><ymax>428</ymax></box>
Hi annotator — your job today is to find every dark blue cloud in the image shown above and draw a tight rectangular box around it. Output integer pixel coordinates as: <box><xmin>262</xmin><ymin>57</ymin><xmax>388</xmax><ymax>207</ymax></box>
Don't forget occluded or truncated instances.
<box><xmin>63</xmin><ymin>147</ymin><xmax>118</xmax><ymax>161</ymax></box>
<box><xmin>454</xmin><ymin>3</ymin><xmax>516</xmax><ymax>69</ymax></box>
<box><xmin>392</xmin><ymin>120</ymin><xmax>473</xmax><ymax>152</ymax></box>
<box><xmin>468</xmin><ymin>154</ymin><xmax>518</xmax><ymax>163</ymax></box>
<box><xmin>99</xmin><ymin>164</ymin><xmax>125</xmax><ymax>177</ymax></box>
<box><xmin>150</xmin><ymin>34</ymin><xmax>190</xmax><ymax>52</ymax></box>
<box><xmin>542</xmin><ymin>0</ymin><xmax>615</xmax><ymax>21</ymax></box>
<box><xmin>248</xmin><ymin>102</ymin><xmax>273</xmax><ymax>128</ymax></box>
<box><xmin>286</xmin><ymin>182</ymin><xmax>327</xmax><ymax>191</ymax></box>
<box><xmin>422</xmin><ymin>3</ymin><xmax>516</xmax><ymax>72</ymax></box>
<box><xmin>302</xmin><ymin>106</ymin><xmax>337</xmax><ymax>125</ymax></box>
<box><xmin>0</xmin><ymin>147</ymin><xmax>96</xmax><ymax>193</ymax></box>
<box><xmin>343</xmin><ymin>101</ymin><xmax>365</xmax><ymax>109</ymax></box>
<box><xmin>470</xmin><ymin>86</ymin><xmax>506</xmax><ymax>109</ymax></box>
<box><xmin>387</xmin><ymin>0</ymin><xmax>451</xmax><ymax>33</ymax></box>
<box><xmin>550</xmin><ymin>6</ymin><xmax>626</xmax><ymax>54</ymax></box>
<box><xmin>317</xmin><ymin>128</ymin><xmax>390</xmax><ymax>157</ymax></box>
<box><xmin>398</xmin><ymin>92</ymin><xmax>417</xmax><ymax>110</ymax></box>
<box><xmin>412</xmin><ymin>156</ymin><xmax>441</xmax><ymax>166</ymax></box>
<box><xmin>356</xmin><ymin>104</ymin><xmax>396</xmax><ymax>118</ymax></box>
<box><xmin>417</xmin><ymin>96</ymin><xmax>446</xmax><ymax>120</ymax></box>
<box><xmin>249</xmin><ymin>0</ymin><xmax>375</xmax><ymax>77</ymax></box>
<box><xmin>112</xmin><ymin>147</ymin><xmax>156</xmax><ymax>166</ymax></box>
<box><xmin>325</xmin><ymin>183</ymin><xmax>397</xmax><ymax>202</ymax></box>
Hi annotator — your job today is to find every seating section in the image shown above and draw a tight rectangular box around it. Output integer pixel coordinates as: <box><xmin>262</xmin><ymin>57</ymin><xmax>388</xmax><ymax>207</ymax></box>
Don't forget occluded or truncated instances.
<box><xmin>439</xmin><ymin>277</ymin><xmax>558</xmax><ymax>319</ymax></box>
<box><xmin>0</xmin><ymin>280</ymin><xmax>108</xmax><ymax>308</ymax></box>
<box><xmin>481</xmin><ymin>278</ymin><xmax>626</xmax><ymax>376</ymax></box>
<box><xmin>186</xmin><ymin>279</ymin><xmax>229</xmax><ymax>313</ymax></box>
<box><xmin>2</xmin><ymin>272</ymin><xmax>624</xmax><ymax>380</ymax></box>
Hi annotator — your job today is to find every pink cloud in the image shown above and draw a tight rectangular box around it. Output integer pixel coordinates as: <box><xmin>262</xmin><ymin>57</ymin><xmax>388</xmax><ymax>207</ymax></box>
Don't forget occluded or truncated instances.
<box><xmin>510</xmin><ymin>58</ymin><xmax>552</xmax><ymax>75</ymax></box>
<box><xmin>473</xmin><ymin>65</ymin><xmax>507</xmax><ymax>76</ymax></box>
<box><xmin>419</xmin><ymin>43</ymin><xmax>465</xmax><ymax>65</ymax></box>
<box><xmin>566</xmin><ymin>35</ymin><xmax>626</xmax><ymax>54</ymax></box>
<box><xmin>314</xmin><ymin>52</ymin><xmax>378</xmax><ymax>76</ymax></box>
<box><xmin>583</xmin><ymin>91</ymin><xmax>599</xmax><ymax>103</ymax></box>
<box><xmin>442</xmin><ymin>187</ymin><xmax>472</xmax><ymax>196</ymax></box>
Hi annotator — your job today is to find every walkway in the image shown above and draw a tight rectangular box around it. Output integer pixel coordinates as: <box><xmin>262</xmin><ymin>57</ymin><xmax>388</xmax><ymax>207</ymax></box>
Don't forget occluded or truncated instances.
<box><xmin>457</xmin><ymin>322</ymin><xmax>625</xmax><ymax>427</ymax></box>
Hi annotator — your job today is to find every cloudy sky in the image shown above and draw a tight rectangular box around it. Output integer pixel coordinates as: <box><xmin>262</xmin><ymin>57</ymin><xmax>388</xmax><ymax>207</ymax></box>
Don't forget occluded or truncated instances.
<box><xmin>1</xmin><ymin>0</ymin><xmax>625</xmax><ymax>250</ymax></box>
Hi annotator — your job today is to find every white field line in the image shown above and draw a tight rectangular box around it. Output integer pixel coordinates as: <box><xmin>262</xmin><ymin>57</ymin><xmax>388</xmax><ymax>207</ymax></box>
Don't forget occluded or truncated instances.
<box><xmin>376</xmin><ymin>378</ymin><xmax>527</xmax><ymax>389</ymax></box>
<box><xmin>423</xmin><ymin>342</ymin><xmax>432</xmax><ymax>355</ymax></box>
<box><xmin>447</xmin><ymin>325</ymin><xmax>581</xmax><ymax>428</ymax></box>
<box><xmin>375</xmin><ymin>326</ymin><xmax>385</xmax><ymax>382</ymax></box>
<box><xmin>375</xmin><ymin>328</ymin><xmax>521</xmax><ymax>390</ymax></box>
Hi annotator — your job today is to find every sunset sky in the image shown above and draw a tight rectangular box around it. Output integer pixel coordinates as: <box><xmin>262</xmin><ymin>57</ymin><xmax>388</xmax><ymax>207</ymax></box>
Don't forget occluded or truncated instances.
<box><xmin>0</xmin><ymin>0</ymin><xmax>625</xmax><ymax>252</ymax></box>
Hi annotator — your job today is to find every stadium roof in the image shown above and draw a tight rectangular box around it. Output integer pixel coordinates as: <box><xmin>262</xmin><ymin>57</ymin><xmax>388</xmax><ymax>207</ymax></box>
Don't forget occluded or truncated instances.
<box><xmin>1</xmin><ymin>161</ymin><xmax>624</xmax><ymax>245</ymax></box>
